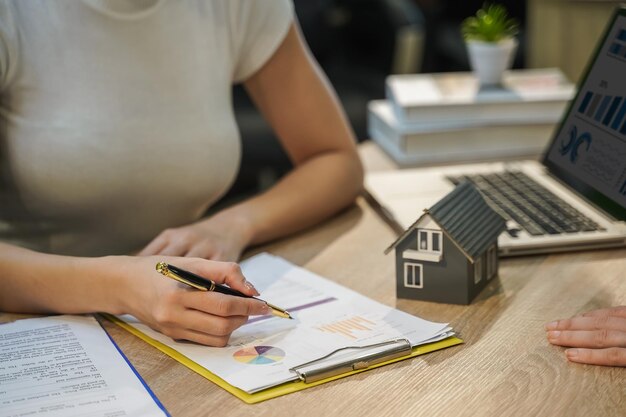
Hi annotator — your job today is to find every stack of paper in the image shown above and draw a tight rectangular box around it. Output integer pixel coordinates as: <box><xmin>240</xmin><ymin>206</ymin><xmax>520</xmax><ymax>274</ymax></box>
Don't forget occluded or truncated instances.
<box><xmin>113</xmin><ymin>253</ymin><xmax>460</xmax><ymax>402</ymax></box>
<box><xmin>0</xmin><ymin>315</ymin><xmax>168</xmax><ymax>417</ymax></box>
<box><xmin>369</xmin><ymin>68</ymin><xmax>575</xmax><ymax>166</ymax></box>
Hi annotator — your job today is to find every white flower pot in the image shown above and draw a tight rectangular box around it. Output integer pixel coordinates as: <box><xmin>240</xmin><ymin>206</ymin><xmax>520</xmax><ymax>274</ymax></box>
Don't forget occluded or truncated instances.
<box><xmin>466</xmin><ymin>38</ymin><xmax>518</xmax><ymax>86</ymax></box>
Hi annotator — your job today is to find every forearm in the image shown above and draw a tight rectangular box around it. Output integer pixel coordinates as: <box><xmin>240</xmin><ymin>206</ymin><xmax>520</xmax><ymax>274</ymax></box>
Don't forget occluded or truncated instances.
<box><xmin>0</xmin><ymin>242</ymin><xmax>272</xmax><ymax>346</ymax></box>
<box><xmin>207</xmin><ymin>149</ymin><xmax>363</xmax><ymax>246</ymax></box>
<box><xmin>0</xmin><ymin>242</ymin><xmax>125</xmax><ymax>314</ymax></box>
<box><xmin>203</xmin><ymin>22</ymin><xmax>365</xmax><ymax>249</ymax></box>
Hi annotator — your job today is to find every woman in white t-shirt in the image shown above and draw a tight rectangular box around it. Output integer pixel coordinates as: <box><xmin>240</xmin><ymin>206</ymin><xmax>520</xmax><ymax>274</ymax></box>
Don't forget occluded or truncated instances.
<box><xmin>0</xmin><ymin>0</ymin><xmax>364</xmax><ymax>346</ymax></box>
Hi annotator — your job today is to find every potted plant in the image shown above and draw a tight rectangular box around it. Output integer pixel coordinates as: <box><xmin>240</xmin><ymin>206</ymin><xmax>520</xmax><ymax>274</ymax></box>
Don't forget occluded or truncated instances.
<box><xmin>461</xmin><ymin>3</ymin><xmax>519</xmax><ymax>86</ymax></box>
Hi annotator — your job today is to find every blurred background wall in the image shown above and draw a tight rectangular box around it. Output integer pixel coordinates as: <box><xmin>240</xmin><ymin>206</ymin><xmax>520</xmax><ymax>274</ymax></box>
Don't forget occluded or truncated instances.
<box><xmin>215</xmin><ymin>0</ymin><xmax>620</xmax><ymax>209</ymax></box>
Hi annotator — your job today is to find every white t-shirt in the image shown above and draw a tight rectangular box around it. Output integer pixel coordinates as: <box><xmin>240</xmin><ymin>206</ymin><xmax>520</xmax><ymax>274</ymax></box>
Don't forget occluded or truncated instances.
<box><xmin>0</xmin><ymin>0</ymin><xmax>292</xmax><ymax>255</ymax></box>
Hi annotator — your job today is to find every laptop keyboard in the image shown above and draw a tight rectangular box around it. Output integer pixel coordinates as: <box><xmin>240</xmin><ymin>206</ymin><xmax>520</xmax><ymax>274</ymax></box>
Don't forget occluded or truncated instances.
<box><xmin>447</xmin><ymin>171</ymin><xmax>605</xmax><ymax>236</ymax></box>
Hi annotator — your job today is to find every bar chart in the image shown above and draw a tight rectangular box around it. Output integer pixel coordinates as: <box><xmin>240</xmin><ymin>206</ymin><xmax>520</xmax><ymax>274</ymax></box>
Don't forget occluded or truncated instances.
<box><xmin>316</xmin><ymin>316</ymin><xmax>378</xmax><ymax>340</ymax></box>
<box><xmin>577</xmin><ymin>90</ymin><xmax>626</xmax><ymax>135</ymax></box>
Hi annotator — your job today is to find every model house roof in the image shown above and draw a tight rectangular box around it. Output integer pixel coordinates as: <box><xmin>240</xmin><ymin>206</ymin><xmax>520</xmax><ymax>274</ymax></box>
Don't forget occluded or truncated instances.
<box><xmin>385</xmin><ymin>182</ymin><xmax>506</xmax><ymax>261</ymax></box>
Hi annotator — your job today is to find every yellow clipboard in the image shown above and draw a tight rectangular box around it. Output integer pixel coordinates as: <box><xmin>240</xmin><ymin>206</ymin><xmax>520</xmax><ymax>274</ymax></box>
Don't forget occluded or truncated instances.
<box><xmin>105</xmin><ymin>314</ymin><xmax>463</xmax><ymax>404</ymax></box>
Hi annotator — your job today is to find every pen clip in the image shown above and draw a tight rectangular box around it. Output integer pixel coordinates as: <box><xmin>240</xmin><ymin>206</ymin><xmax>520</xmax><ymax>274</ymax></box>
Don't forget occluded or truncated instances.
<box><xmin>289</xmin><ymin>338</ymin><xmax>412</xmax><ymax>383</ymax></box>
<box><xmin>156</xmin><ymin>262</ymin><xmax>213</xmax><ymax>291</ymax></box>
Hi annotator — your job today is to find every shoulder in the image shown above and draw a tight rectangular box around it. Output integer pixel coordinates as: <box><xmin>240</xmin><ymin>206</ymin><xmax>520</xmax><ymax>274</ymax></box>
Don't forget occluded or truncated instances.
<box><xmin>225</xmin><ymin>0</ymin><xmax>294</xmax><ymax>83</ymax></box>
<box><xmin>225</xmin><ymin>0</ymin><xmax>293</xmax><ymax>22</ymax></box>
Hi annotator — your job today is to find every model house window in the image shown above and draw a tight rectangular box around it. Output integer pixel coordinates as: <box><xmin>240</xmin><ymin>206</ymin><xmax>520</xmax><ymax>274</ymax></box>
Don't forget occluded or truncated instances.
<box><xmin>417</xmin><ymin>229</ymin><xmax>442</xmax><ymax>253</ymax></box>
<box><xmin>419</xmin><ymin>231</ymin><xmax>428</xmax><ymax>250</ymax></box>
<box><xmin>432</xmin><ymin>233</ymin><xmax>441</xmax><ymax>252</ymax></box>
<box><xmin>474</xmin><ymin>258</ymin><xmax>482</xmax><ymax>284</ymax></box>
<box><xmin>404</xmin><ymin>262</ymin><xmax>423</xmax><ymax>288</ymax></box>
<box><xmin>487</xmin><ymin>245</ymin><xmax>497</xmax><ymax>279</ymax></box>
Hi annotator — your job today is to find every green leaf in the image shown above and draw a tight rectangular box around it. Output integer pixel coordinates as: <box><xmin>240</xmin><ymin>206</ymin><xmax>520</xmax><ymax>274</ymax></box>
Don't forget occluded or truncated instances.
<box><xmin>461</xmin><ymin>3</ymin><xmax>519</xmax><ymax>42</ymax></box>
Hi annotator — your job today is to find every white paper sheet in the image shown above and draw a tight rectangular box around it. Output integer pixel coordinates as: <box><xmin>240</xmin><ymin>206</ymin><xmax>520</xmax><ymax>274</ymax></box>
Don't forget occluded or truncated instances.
<box><xmin>0</xmin><ymin>315</ymin><xmax>168</xmax><ymax>417</ymax></box>
<box><xmin>119</xmin><ymin>253</ymin><xmax>453</xmax><ymax>394</ymax></box>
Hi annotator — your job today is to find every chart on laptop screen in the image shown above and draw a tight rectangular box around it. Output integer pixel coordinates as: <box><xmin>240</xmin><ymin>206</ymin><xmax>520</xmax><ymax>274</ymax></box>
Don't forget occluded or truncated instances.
<box><xmin>546</xmin><ymin>14</ymin><xmax>626</xmax><ymax>206</ymax></box>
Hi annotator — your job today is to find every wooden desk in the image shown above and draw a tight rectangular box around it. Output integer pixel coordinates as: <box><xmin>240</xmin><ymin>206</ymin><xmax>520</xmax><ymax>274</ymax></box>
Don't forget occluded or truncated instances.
<box><xmin>2</xmin><ymin>143</ymin><xmax>625</xmax><ymax>416</ymax></box>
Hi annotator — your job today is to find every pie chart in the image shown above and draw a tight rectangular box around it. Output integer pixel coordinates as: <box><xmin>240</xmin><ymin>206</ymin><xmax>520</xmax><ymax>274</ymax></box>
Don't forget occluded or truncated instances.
<box><xmin>233</xmin><ymin>345</ymin><xmax>285</xmax><ymax>365</ymax></box>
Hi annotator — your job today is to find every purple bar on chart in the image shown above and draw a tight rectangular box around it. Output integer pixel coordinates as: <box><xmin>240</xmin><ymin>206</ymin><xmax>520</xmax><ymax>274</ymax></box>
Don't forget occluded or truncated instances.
<box><xmin>286</xmin><ymin>297</ymin><xmax>337</xmax><ymax>313</ymax></box>
<box><xmin>246</xmin><ymin>297</ymin><xmax>337</xmax><ymax>324</ymax></box>
<box><xmin>595</xmin><ymin>95</ymin><xmax>612</xmax><ymax>122</ymax></box>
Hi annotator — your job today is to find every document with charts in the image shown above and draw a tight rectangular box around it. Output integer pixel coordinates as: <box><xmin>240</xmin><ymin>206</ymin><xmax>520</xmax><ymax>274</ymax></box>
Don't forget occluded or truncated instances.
<box><xmin>116</xmin><ymin>253</ymin><xmax>457</xmax><ymax>395</ymax></box>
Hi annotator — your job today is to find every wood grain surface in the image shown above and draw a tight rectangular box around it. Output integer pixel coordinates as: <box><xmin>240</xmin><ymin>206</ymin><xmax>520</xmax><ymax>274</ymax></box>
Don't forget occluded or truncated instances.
<box><xmin>2</xmin><ymin>142</ymin><xmax>624</xmax><ymax>416</ymax></box>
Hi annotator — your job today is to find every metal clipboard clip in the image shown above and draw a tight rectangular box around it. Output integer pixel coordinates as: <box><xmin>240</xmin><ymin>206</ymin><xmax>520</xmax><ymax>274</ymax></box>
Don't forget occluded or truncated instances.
<box><xmin>289</xmin><ymin>338</ymin><xmax>412</xmax><ymax>383</ymax></box>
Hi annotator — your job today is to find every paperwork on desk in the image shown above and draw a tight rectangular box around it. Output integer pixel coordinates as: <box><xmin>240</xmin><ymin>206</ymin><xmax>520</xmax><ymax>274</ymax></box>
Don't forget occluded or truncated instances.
<box><xmin>117</xmin><ymin>253</ymin><xmax>456</xmax><ymax>395</ymax></box>
<box><xmin>0</xmin><ymin>315</ymin><xmax>168</xmax><ymax>417</ymax></box>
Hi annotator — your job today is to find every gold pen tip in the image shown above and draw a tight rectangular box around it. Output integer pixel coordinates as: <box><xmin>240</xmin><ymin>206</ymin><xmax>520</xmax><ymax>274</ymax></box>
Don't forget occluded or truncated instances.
<box><xmin>156</xmin><ymin>262</ymin><xmax>168</xmax><ymax>274</ymax></box>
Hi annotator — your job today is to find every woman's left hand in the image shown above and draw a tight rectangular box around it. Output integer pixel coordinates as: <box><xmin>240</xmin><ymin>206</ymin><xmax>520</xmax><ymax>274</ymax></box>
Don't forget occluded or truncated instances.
<box><xmin>138</xmin><ymin>214</ymin><xmax>252</xmax><ymax>261</ymax></box>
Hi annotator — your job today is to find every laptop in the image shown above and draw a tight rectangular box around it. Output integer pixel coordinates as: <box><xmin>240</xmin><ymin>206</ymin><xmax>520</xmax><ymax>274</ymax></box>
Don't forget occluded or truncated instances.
<box><xmin>365</xmin><ymin>6</ymin><xmax>626</xmax><ymax>256</ymax></box>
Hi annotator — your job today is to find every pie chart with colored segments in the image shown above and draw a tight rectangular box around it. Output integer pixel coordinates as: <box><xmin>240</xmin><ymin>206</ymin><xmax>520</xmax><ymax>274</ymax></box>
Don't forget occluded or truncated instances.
<box><xmin>233</xmin><ymin>346</ymin><xmax>285</xmax><ymax>365</ymax></box>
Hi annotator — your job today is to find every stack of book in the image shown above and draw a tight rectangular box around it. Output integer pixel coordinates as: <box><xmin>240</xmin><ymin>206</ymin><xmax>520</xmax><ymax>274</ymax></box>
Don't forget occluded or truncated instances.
<box><xmin>368</xmin><ymin>68</ymin><xmax>576</xmax><ymax>166</ymax></box>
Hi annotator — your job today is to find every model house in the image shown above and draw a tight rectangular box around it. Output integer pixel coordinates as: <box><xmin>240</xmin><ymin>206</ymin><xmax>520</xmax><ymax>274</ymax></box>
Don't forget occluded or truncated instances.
<box><xmin>385</xmin><ymin>182</ymin><xmax>506</xmax><ymax>305</ymax></box>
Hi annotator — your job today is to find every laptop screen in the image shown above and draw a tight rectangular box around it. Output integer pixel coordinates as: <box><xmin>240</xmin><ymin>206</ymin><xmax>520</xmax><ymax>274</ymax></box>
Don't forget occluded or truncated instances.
<box><xmin>543</xmin><ymin>7</ymin><xmax>626</xmax><ymax>221</ymax></box>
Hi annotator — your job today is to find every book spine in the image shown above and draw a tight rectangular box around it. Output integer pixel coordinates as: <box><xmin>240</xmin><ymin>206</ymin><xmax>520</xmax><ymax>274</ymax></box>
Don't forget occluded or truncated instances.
<box><xmin>385</xmin><ymin>84</ymin><xmax>408</xmax><ymax>122</ymax></box>
<box><xmin>398</xmin><ymin>101</ymin><xmax>569</xmax><ymax>125</ymax></box>
<box><xmin>368</xmin><ymin>123</ymin><xmax>557</xmax><ymax>166</ymax></box>
<box><xmin>367</xmin><ymin>105</ymin><xmax>407</xmax><ymax>150</ymax></box>
<box><xmin>368</xmin><ymin>127</ymin><xmax>418</xmax><ymax>166</ymax></box>
<box><xmin>403</xmin><ymin>124</ymin><xmax>555</xmax><ymax>155</ymax></box>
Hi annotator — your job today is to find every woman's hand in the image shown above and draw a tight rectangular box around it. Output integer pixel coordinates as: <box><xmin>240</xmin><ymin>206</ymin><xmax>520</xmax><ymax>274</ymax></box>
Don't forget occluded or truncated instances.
<box><xmin>545</xmin><ymin>306</ymin><xmax>626</xmax><ymax>366</ymax></box>
<box><xmin>140</xmin><ymin>22</ymin><xmax>364</xmax><ymax>262</ymax></box>
<box><xmin>0</xmin><ymin>243</ymin><xmax>267</xmax><ymax>347</ymax></box>
<box><xmin>115</xmin><ymin>255</ymin><xmax>269</xmax><ymax>346</ymax></box>
<box><xmin>138</xmin><ymin>213</ymin><xmax>253</xmax><ymax>261</ymax></box>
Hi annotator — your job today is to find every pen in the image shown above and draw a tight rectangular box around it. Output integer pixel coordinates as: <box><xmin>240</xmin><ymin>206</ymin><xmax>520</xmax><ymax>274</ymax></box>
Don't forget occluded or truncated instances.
<box><xmin>155</xmin><ymin>262</ymin><xmax>293</xmax><ymax>319</ymax></box>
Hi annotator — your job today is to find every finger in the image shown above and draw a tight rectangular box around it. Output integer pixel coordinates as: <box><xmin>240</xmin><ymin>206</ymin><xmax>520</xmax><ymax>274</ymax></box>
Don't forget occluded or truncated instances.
<box><xmin>185</xmin><ymin>243</ymin><xmax>217</xmax><ymax>259</ymax></box>
<box><xmin>183</xmin><ymin>291</ymin><xmax>270</xmax><ymax>317</ymax></box>
<box><xmin>187</xmin><ymin>260</ymin><xmax>259</xmax><ymax>296</ymax></box>
<box><xmin>545</xmin><ymin>316</ymin><xmax>626</xmax><ymax>332</ymax></box>
<box><xmin>138</xmin><ymin>237</ymin><xmax>168</xmax><ymax>256</ymax></box>
<box><xmin>580</xmin><ymin>306</ymin><xmax>626</xmax><ymax>319</ymax></box>
<box><xmin>156</xmin><ymin>241</ymin><xmax>191</xmax><ymax>257</ymax></box>
<box><xmin>160</xmin><ymin>326</ymin><xmax>231</xmax><ymax>347</ymax></box>
<box><xmin>547</xmin><ymin>329</ymin><xmax>626</xmax><ymax>348</ymax></box>
<box><xmin>565</xmin><ymin>347</ymin><xmax>626</xmax><ymax>367</ymax></box>
<box><xmin>175</xmin><ymin>308</ymin><xmax>249</xmax><ymax>336</ymax></box>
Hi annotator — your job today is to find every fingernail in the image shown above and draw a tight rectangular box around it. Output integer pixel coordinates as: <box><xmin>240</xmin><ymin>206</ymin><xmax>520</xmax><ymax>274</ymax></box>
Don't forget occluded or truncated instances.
<box><xmin>261</xmin><ymin>302</ymin><xmax>271</xmax><ymax>313</ymax></box>
<box><xmin>566</xmin><ymin>348</ymin><xmax>579</xmax><ymax>359</ymax></box>
<box><xmin>547</xmin><ymin>330</ymin><xmax>561</xmax><ymax>339</ymax></box>
<box><xmin>244</xmin><ymin>280</ymin><xmax>260</xmax><ymax>296</ymax></box>
<box><xmin>545</xmin><ymin>321</ymin><xmax>558</xmax><ymax>330</ymax></box>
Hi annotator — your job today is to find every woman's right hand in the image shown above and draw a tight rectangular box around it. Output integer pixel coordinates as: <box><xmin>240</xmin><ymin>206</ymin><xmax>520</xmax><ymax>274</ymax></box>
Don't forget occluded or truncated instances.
<box><xmin>0</xmin><ymin>242</ymin><xmax>267</xmax><ymax>347</ymax></box>
<box><xmin>110</xmin><ymin>255</ymin><xmax>270</xmax><ymax>346</ymax></box>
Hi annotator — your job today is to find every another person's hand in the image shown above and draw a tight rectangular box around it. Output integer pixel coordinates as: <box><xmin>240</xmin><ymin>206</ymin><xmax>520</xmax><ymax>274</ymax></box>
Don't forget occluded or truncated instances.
<box><xmin>545</xmin><ymin>306</ymin><xmax>626</xmax><ymax>366</ymax></box>
<box><xmin>138</xmin><ymin>213</ymin><xmax>252</xmax><ymax>261</ymax></box>
<box><xmin>116</xmin><ymin>255</ymin><xmax>268</xmax><ymax>346</ymax></box>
